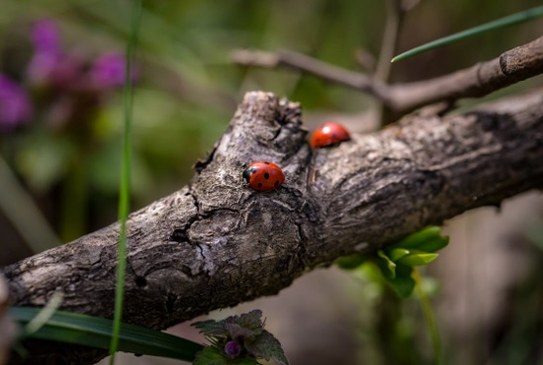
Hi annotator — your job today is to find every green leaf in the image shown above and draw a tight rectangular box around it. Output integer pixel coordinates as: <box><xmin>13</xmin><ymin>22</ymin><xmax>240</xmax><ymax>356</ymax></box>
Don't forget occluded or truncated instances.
<box><xmin>193</xmin><ymin>310</ymin><xmax>264</xmax><ymax>340</ymax></box>
<box><xmin>335</xmin><ymin>254</ymin><xmax>366</xmax><ymax>270</ymax></box>
<box><xmin>387</xmin><ymin>248</ymin><xmax>410</xmax><ymax>262</ymax></box>
<box><xmin>245</xmin><ymin>330</ymin><xmax>289</xmax><ymax>365</ymax></box>
<box><xmin>10</xmin><ymin>307</ymin><xmax>203</xmax><ymax>361</ymax></box>
<box><xmin>391</xmin><ymin>5</ymin><xmax>543</xmax><ymax>62</ymax></box>
<box><xmin>416</xmin><ymin>236</ymin><xmax>449</xmax><ymax>253</ymax></box>
<box><xmin>193</xmin><ymin>319</ymin><xmax>229</xmax><ymax>337</ymax></box>
<box><xmin>236</xmin><ymin>310</ymin><xmax>264</xmax><ymax>333</ymax></box>
<box><xmin>389</xmin><ymin>226</ymin><xmax>442</xmax><ymax>249</ymax></box>
<box><xmin>377</xmin><ymin>250</ymin><xmax>396</xmax><ymax>278</ymax></box>
<box><xmin>193</xmin><ymin>310</ymin><xmax>287</xmax><ymax>365</ymax></box>
<box><xmin>193</xmin><ymin>346</ymin><xmax>229</xmax><ymax>365</ymax></box>
<box><xmin>397</xmin><ymin>253</ymin><xmax>439</xmax><ymax>267</ymax></box>
<box><xmin>224</xmin><ymin>323</ymin><xmax>260</xmax><ymax>339</ymax></box>
<box><xmin>386</xmin><ymin>265</ymin><xmax>415</xmax><ymax>298</ymax></box>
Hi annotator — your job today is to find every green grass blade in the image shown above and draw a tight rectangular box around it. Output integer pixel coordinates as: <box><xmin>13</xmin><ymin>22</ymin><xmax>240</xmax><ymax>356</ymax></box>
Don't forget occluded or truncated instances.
<box><xmin>10</xmin><ymin>307</ymin><xmax>203</xmax><ymax>361</ymax></box>
<box><xmin>110</xmin><ymin>0</ymin><xmax>144</xmax><ymax>363</ymax></box>
<box><xmin>391</xmin><ymin>5</ymin><xmax>543</xmax><ymax>63</ymax></box>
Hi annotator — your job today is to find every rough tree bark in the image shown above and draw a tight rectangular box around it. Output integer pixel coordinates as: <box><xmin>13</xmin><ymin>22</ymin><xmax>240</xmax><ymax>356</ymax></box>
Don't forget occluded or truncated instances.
<box><xmin>2</xmin><ymin>88</ymin><xmax>543</xmax><ymax>364</ymax></box>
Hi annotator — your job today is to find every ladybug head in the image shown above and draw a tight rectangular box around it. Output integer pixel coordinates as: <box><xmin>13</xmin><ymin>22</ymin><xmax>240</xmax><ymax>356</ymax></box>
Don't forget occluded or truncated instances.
<box><xmin>242</xmin><ymin>166</ymin><xmax>257</xmax><ymax>182</ymax></box>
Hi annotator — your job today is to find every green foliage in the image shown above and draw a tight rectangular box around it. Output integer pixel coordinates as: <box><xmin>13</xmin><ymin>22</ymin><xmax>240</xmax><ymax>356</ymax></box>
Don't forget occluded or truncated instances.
<box><xmin>194</xmin><ymin>346</ymin><xmax>259</xmax><ymax>365</ymax></box>
<box><xmin>194</xmin><ymin>347</ymin><xmax>233</xmax><ymax>365</ymax></box>
<box><xmin>337</xmin><ymin>226</ymin><xmax>449</xmax><ymax>297</ymax></box>
<box><xmin>193</xmin><ymin>310</ymin><xmax>289</xmax><ymax>365</ymax></box>
<box><xmin>194</xmin><ymin>346</ymin><xmax>261</xmax><ymax>365</ymax></box>
<box><xmin>244</xmin><ymin>330</ymin><xmax>289</xmax><ymax>365</ymax></box>
<box><xmin>334</xmin><ymin>253</ymin><xmax>366</xmax><ymax>269</ymax></box>
<box><xmin>10</xmin><ymin>307</ymin><xmax>203</xmax><ymax>361</ymax></box>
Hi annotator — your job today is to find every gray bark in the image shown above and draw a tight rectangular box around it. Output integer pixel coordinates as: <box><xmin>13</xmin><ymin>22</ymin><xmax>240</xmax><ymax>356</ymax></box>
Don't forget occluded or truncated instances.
<box><xmin>3</xmin><ymin>89</ymin><xmax>543</xmax><ymax>364</ymax></box>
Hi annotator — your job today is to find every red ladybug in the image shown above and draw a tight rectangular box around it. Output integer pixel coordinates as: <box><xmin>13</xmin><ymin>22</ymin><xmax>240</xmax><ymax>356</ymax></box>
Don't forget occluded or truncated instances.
<box><xmin>310</xmin><ymin>121</ymin><xmax>351</xmax><ymax>149</ymax></box>
<box><xmin>243</xmin><ymin>161</ymin><xmax>285</xmax><ymax>192</ymax></box>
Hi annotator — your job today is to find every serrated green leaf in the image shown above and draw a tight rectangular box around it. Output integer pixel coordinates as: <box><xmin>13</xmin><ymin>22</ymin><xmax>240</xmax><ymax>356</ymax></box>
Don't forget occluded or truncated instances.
<box><xmin>194</xmin><ymin>310</ymin><xmax>264</xmax><ymax>341</ymax></box>
<box><xmin>377</xmin><ymin>250</ymin><xmax>396</xmax><ymax>278</ymax></box>
<box><xmin>387</xmin><ymin>248</ymin><xmax>410</xmax><ymax>262</ymax></box>
<box><xmin>10</xmin><ymin>307</ymin><xmax>202</xmax><ymax>361</ymax></box>
<box><xmin>224</xmin><ymin>322</ymin><xmax>260</xmax><ymax>339</ymax></box>
<box><xmin>245</xmin><ymin>330</ymin><xmax>289</xmax><ymax>365</ymax></box>
<box><xmin>194</xmin><ymin>346</ymin><xmax>229</xmax><ymax>365</ymax></box>
<box><xmin>236</xmin><ymin>310</ymin><xmax>264</xmax><ymax>332</ymax></box>
<box><xmin>389</xmin><ymin>227</ymin><xmax>442</xmax><ymax>249</ymax></box>
<box><xmin>416</xmin><ymin>236</ymin><xmax>449</xmax><ymax>253</ymax></box>
<box><xmin>193</xmin><ymin>319</ymin><xmax>229</xmax><ymax>337</ymax></box>
<box><xmin>397</xmin><ymin>253</ymin><xmax>439</xmax><ymax>267</ymax></box>
<box><xmin>335</xmin><ymin>254</ymin><xmax>367</xmax><ymax>270</ymax></box>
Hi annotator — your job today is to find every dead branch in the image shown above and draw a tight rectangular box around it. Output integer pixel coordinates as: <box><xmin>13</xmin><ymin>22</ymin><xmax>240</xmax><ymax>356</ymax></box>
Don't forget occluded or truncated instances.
<box><xmin>2</xmin><ymin>88</ymin><xmax>543</xmax><ymax>364</ymax></box>
<box><xmin>232</xmin><ymin>36</ymin><xmax>543</xmax><ymax>120</ymax></box>
<box><xmin>375</xmin><ymin>0</ymin><xmax>407</xmax><ymax>81</ymax></box>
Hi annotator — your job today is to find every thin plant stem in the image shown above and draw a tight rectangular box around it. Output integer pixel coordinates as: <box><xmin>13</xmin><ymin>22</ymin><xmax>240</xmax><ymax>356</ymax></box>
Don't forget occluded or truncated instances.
<box><xmin>0</xmin><ymin>155</ymin><xmax>60</xmax><ymax>252</ymax></box>
<box><xmin>413</xmin><ymin>269</ymin><xmax>443</xmax><ymax>365</ymax></box>
<box><xmin>109</xmin><ymin>0</ymin><xmax>143</xmax><ymax>363</ymax></box>
<box><xmin>23</xmin><ymin>292</ymin><xmax>63</xmax><ymax>335</ymax></box>
<box><xmin>391</xmin><ymin>5</ymin><xmax>543</xmax><ymax>63</ymax></box>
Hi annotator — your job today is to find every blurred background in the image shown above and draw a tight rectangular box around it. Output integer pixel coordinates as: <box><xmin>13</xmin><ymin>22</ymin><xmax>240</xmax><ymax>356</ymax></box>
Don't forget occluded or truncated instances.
<box><xmin>1</xmin><ymin>0</ymin><xmax>542</xmax><ymax>364</ymax></box>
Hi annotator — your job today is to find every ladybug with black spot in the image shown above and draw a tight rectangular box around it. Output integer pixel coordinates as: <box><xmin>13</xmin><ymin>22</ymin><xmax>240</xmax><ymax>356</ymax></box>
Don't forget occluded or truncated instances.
<box><xmin>243</xmin><ymin>161</ymin><xmax>285</xmax><ymax>192</ymax></box>
<box><xmin>310</xmin><ymin>121</ymin><xmax>351</xmax><ymax>149</ymax></box>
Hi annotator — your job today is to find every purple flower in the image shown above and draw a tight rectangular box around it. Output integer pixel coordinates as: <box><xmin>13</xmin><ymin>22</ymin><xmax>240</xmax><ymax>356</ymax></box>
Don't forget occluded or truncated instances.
<box><xmin>0</xmin><ymin>75</ymin><xmax>32</xmax><ymax>131</ymax></box>
<box><xmin>27</xmin><ymin>52</ymin><xmax>82</xmax><ymax>89</ymax></box>
<box><xmin>224</xmin><ymin>340</ymin><xmax>242</xmax><ymax>358</ymax></box>
<box><xmin>27</xmin><ymin>20</ymin><xmax>82</xmax><ymax>89</ymax></box>
<box><xmin>89</xmin><ymin>53</ymin><xmax>136</xmax><ymax>89</ymax></box>
<box><xmin>31</xmin><ymin>20</ymin><xmax>61</xmax><ymax>54</ymax></box>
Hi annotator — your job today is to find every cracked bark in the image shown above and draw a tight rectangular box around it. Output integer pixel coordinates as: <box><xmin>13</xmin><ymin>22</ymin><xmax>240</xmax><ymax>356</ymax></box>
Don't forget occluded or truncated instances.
<box><xmin>3</xmin><ymin>89</ymin><xmax>543</xmax><ymax>364</ymax></box>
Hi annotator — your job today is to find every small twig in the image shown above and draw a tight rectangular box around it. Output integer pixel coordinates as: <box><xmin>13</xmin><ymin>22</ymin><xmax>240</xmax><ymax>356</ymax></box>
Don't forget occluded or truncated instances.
<box><xmin>387</xmin><ymin>35</ymin><xmax>543</xmax><ymax>114</ymax></box>
<box><xmin>231</xmin><ymin>35</ymin><xmax>543</xmax><ymax>121</ymax></box>
<box><xmin>375</xmin><ymin>0</ymin><xmax>410</xmax><ymax>125</ymax></box>
<box><xmin>375</xmin><ymin>0</ymin><xmax>405</xmax><ymax>82</ymax></box>
<box><xmin>232</xmin><ymin>49</ymin><xmax>389</xmax><ymax>99</ymax></box>
<box><xmin>354</xmin><ymin>48</ymin><xmax>376</xmax><ymax>72</ymax></box>
<box><xmin>0</xmin><ymin>156</ymin><xmax>60</xmax><ymax>253</ymax></box>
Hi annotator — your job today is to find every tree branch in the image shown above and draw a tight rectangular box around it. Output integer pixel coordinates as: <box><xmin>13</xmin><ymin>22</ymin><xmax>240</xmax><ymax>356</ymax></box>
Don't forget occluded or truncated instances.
<box><xmin>232</xmin><ymin>36</ymin><xmax>543</xmax><ymax>120</ymax></box>
<box><xmin>375</xmin><ymin>0</ymin><xmax>406</xmax><ymax>81</ymax></box>
<box><xmin>3</xmin><ymin>89</ymin><xmax>543</xmax><ymax>364</ymax></box>
<box><xmin>231</xmin><ymin>49</ymin><xmax>389</xmax><ymax>98</ymax></box>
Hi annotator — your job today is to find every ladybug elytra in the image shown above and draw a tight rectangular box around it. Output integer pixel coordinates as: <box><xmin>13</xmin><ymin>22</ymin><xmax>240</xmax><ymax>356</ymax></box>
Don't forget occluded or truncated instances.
<box><xmin>243</xmin><ymin>161</ymin><xmax>285</xmax><ymax>192</ymax></box>
<box><xmin>310</xmin><ymin>121</ymin><xmax>351</xmax><ymax>149</ymax></box>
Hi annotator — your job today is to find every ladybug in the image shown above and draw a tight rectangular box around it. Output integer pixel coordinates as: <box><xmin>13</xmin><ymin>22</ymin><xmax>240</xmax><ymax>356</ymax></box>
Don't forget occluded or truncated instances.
<box><xmin>243</xmin><ymin>161</ymin><xmax>285</xmax><ymax>192</ymax></box>
<box><xmin>310</xmin><ymin>121</ymin><xmax>351</xmax><ymax>149</ymax></box>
